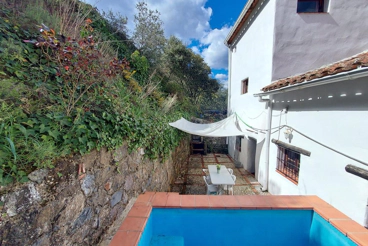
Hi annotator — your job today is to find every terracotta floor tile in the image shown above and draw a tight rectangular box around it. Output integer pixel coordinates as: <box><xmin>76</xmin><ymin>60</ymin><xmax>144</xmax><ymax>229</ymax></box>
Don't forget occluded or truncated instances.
<box><xmin>305</xmin><ymin>195</ymin><xmax>332</xmax><ymax>207</ymax></box>
<box><xmin>136</xmin><ymin>192</ymin><xmax>155</xmax><ymax>203</ymax></box>
<box><xmin>127</xmin><ymin>204</ymin><xmax>152</xmax><ymax>218</ymax></box>
<box><xmin>288</xmin><ymin>196</ymin><xmax>314</xmax><ymax>209</ymax></box>
<box><xmin>208</xmin><ymin>195</ymin><xmax>225</xmax><ymax>208</ymax></box>
<box><xmin>234</xmin><ymin>195</ymin><xmax>256</xmax><ymax>208</ymax></box>
<box><xmin>118</xmin><ymin>217</ymin><xmax>147</xmax><ymax>232</ymax></box>
<box><xmin>266</xmin><ymin>196</ymin><xmax>289</xmax><ymax>209</ymax></box>
<box><xmin>249</xmin><ymin>195</ymin><xmax>272</xmax><ymax>209</ymax></box>
<box><xmin>181</xmin><ymin>195</ymin><xmax>196</xmax><ymax>208</ymax></box>
<box><xmin>166</xmin><ymin>193</ymin><xmax>180</xmax><ymax>207</ymax></box>
<box><xmin>109</xmin><ymin>231</ymin><xmax>141</xmax><ymax>246</ymax></box>
<box><xmin>314</xmin><ymin>206</ymin><xmax>350</xmax><ymax>221</ymax></box>
<box><xmin>348</xmin><ymin>232</ymin><xmax>368</xmax><ymax>246</ymax></box>
<box><xmin>222</xmin><ymin>195</ymin><xmax>240</xmax><ymax>208</ymax></box>
<box><xmin>330</xmin><ymin>219</ymin><xmax>368</xmax><ymax>235</ymax></box>
<box><xmin>195</xmin><ymin>195</ymin><xmax>210</xmax><ymax>208</ymax></box>
<box><xmin>151</xmin><ymin>192</ymin><xmax>168</xmax><ymax>207</ymax></box>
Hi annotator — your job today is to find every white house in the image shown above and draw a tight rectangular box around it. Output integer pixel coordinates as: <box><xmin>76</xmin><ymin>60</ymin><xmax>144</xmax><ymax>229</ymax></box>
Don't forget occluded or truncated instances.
<box><xmin>225</xmin><ymin>0</ymin><xmax>368</xmax><ymax>226</ymax></box>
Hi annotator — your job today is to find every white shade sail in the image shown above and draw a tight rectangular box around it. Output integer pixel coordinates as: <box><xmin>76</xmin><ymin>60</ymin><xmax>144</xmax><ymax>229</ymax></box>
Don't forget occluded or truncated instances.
<box><xmin>169</xmin><ymin>114</ymin><xmax>246</xmax><ymax>137</ymax></box>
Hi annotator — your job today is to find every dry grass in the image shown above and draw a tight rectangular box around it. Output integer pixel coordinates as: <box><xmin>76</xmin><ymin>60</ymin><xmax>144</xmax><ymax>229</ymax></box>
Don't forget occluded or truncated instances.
<box><xmin>161</xmin><ymin>94</ymin><xmax>177</xmax><ymax>113</ymax></box>
<box><xmin>56</xmin><ymin>0</ymin><xmax>93</xmax><ymax>38</ymax></box>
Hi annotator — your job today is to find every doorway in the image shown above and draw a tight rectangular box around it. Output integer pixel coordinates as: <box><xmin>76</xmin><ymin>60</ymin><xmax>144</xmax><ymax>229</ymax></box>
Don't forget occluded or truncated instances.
<box><xmin>245</xmin><ymin>137</ymin><xmax>257</xmax><ymax>173</ymax></box>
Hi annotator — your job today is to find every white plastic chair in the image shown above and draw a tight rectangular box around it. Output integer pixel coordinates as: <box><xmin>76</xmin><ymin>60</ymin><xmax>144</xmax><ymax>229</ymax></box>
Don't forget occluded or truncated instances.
<box><xmin>203</xmin><ymin>176</ymin><xmax>219</xmax><ymax>195</ymax></box>
<box><xmin>227</xmin><ymin>168</ymin><xmax>233</xmax><ymax>175</ymax></box>
<box><xmin>222</xmin><ymin>175</ymin><xmax>236</xmax><ymax>195</ymax></box>
<box><xmin>203</xmin><ymin>168</ymin><xmax>209</xmax><ymax>176</ymax></box>
<box><xmin>228</xmin><ymin>175</ymin><xmax>236</xmax><ymax>195</ymax></box>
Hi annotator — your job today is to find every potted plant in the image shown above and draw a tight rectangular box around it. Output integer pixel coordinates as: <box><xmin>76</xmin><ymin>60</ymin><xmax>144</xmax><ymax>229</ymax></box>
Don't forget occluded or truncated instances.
<box><xmin>216</xmin><ymin>164</ymin><xmax>221</xmax><ymax>173</ymax></box>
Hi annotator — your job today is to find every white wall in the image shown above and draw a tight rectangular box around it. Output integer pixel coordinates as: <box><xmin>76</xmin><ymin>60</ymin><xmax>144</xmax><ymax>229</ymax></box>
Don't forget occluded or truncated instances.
<box><xmin>267</xmin><ymin>108</ymin><xmax>368</xmax><ymax>225</ymax></box>
<box><xmin>272</xmin><ymin>0</ymin><xmax>368</xmax><ymax>80</ymax></box>
<box><xmin>227</xmin><ymin>0</ymin><xmax>276</xmax><ymax>187</ymax></box>
<box><xmin>227</xmin><ymin>0</ymin><xmax>368</xmax><ymax>226</ymax></box>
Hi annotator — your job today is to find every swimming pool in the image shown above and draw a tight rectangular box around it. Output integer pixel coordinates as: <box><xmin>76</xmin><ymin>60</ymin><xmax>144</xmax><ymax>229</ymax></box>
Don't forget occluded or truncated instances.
<box><xmin>138</xmin><ymin>208</ymin><xmax>356</xmax><ymax>246</ymax></box>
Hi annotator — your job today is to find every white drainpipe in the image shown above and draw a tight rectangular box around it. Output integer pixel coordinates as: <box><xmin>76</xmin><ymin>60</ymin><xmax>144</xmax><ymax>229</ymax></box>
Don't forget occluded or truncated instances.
<box><xmin>258</xmin><ymin>96</ymin><xmax>272</xmax><ymax>191</ymax></box>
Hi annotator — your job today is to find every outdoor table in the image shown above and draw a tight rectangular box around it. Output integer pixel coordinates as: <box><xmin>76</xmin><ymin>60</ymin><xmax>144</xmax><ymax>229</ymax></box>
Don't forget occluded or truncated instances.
<box><xmin>208</xmin><ymin>165</ymin><xmax>235</xmax><ymax>194</ymax></box>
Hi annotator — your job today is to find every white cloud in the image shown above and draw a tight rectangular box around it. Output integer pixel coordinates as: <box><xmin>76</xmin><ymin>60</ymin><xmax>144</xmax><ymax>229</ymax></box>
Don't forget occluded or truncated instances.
<box><xmin>215</xmin><ymin>73</ymin><xmax>228</xmax><ymax>86</ymax></box>
<box><xmin>200</xmin><ymin>26</ymin><xmax>230</xmax><ymax>70</ymax></box>
<box><xmin>191</xmin><ymin>46</ymin><xmax>201</xmax><ymax>55</ymax></box>
<box><xmin>85</xmin><ymin>0</ymin><xmax>212</xmax><ymax>41</ymax></box>
<box><xmin>147</xmin><ymin>0</ymin><xmax>212</xmax><ymax>42</ymax></box>
<box><xmin>83</xmin><ymin>0</ymin><xmax>229</xmax><ymax>70</ymax></box>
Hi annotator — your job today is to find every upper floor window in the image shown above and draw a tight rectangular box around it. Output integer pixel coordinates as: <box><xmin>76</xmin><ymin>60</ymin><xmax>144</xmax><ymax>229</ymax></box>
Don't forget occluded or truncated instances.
<box><xmin>297</xmin><ymin>0</ymin><xmax>324</xmax><ymax>13</ymax></box>
<box><xmin>241</xmin><ymin>78</ymin><xmax>248</xmax><ymax>94</ymax></box>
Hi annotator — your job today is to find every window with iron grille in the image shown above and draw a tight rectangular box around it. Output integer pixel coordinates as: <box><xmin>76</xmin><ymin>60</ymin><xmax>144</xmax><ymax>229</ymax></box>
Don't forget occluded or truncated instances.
<box><xmin>297</xmin><ymin>0</ymin><xmax>325</xmax><ymax>13</ymax></box>
<box><xmin>276</xmin><ymin>146</ymin><xmax>301</xmax><ymax>183</ymax></box>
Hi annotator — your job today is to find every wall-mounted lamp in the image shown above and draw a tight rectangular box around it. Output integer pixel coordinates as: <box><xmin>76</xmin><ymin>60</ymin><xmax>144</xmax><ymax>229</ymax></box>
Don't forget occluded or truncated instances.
<box><xmin>284</xmin><ymin>127</ymin><xmax>293</xmax><ymax>143</ymax></box>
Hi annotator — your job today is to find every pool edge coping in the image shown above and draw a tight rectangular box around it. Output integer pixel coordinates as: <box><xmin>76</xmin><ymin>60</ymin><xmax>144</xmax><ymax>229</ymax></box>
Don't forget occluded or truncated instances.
<box><xmin>109</xmin><ymin>192</ymin><xmax>368</xmax><ymax>246</ymax></box>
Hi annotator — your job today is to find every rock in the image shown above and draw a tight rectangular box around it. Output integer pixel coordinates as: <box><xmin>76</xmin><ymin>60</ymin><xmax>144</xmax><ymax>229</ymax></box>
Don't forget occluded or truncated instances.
<box><xmin>92</xmin><ymin>217</ymin><xmax>99</xmax><ymax>229</ymax></box>
<box><xmin>113</xmin><ymin>144</ymin><xmax>128</xmax><ymax>162</ymax></box>
<box><xmin>59</xmin><ymin>192</ymin><xmax>85</xmax><ymax>226</ymax></box>
<box><xmin>100</xmin><ymin>148</ymin><xmax>111</xmax><ymax>166</ymax></box>
<box><xmin>36</xmin><ymin>204</ymin><xmax>53</xmax><ymax>234</ymax></box>
<box><xmin>81</xmin><ymin>175</ymin><xmax>95</xmax><ymax>197</ymax></box>
<box><xmin>4</xmin><ymin>183</ymin><xmax>41</xmax><ymax>217</ymax></box>
<box><xmin>68</xmin><ymin>207</ymin><xmax>93</xmax><ymax>235</ymax></box>
<box><xmin>110</xmin><ymin>191</ymin><xmax>123</xmax><ymax>208</ymax></box>
<box><xmin>80</xmin><ymin>149</ymin><xmax>97</xmax><ymax>170</ymax></box>
<box><xmin>124</xmin><ymin>175</ymin><xmax>133</xmax><ymax>191</ymax></box>
<box><xmin>32</xmin><ymin>234</ymin><xmax>50</xmax><ymax>246</ymax></box>
<box><xmin>104</xmin><ymin>182</ymin><xmax>112</xmax><ymax>191</ymax></box>
<box><xmin>28</xmin><ymin>169</ymin><xmax>48</xmax><ymax>184</ymax></box>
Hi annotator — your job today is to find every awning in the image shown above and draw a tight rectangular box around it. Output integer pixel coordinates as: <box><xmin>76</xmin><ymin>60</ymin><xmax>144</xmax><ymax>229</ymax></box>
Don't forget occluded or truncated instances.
<box><xmin>169</xmin><ymin>114</ymin><xmax>246</xmax><ymax>137</ymax></box>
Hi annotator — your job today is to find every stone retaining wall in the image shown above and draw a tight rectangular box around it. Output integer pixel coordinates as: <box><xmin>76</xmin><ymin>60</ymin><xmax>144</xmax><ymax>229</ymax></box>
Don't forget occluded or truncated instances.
<box><xmin>204</xmin><ymin>136</ymin><xmax>228</xmax><ymax>154</ymax></box>
<box><xmin>0</xmin><ymin>138</ymin><xmax>189</xmax><ymax>245</ymax></box>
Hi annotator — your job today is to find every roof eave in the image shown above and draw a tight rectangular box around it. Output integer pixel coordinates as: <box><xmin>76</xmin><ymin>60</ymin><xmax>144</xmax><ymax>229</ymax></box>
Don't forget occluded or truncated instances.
<box><xmin>253</xmin><ymin>67</ymin><xmax>368</xmax><ymax>97</ymax></box>
<box><xmin>224</xmin><ymin>0</ymin><xmax>256</xmax><ymax>47</ymax></box>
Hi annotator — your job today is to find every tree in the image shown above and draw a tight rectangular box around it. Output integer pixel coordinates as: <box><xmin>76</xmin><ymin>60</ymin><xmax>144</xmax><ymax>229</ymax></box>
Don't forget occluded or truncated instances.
<box><xmin>132</xmin><ymin>2</ymin><xmax>166</xmax><ymax>66</ymax></box>
<box><xmin>202</xmin><ymin>85</ymin><xmax>228</xmax><ymax>111</ymax></box>
<box><xmin>163</xmin><ymin>36</ymin><xmax>219</xmax><ymax>105</ymax></box>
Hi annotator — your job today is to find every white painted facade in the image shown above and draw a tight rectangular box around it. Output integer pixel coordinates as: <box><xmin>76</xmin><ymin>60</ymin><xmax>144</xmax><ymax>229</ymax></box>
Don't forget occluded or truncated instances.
<box><xmin>226</xmin><ymin>0</ymin><xmax>368</xmax><ymax>226</ymax></box>
<box><xmin>227</xmin><ymin>0</ymin><xmax>276</xmax><ymax>187</ymax></box>
<box><xmin>265</xmin><ymin>75</ymin><xmax>368</xmax><ymax>225</ymax></box>
<box><xmin>272</xmin><ymin>0</ymin><xmax>368</xmax><ymax>80</ymax></box>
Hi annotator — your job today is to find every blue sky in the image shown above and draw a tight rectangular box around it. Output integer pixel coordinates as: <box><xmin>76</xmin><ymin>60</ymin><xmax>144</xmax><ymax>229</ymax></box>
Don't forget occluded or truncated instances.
<box><xmin>83</xmin><ymin>0</ymin><xmax>247</xmax><ymax>86</ymax></box>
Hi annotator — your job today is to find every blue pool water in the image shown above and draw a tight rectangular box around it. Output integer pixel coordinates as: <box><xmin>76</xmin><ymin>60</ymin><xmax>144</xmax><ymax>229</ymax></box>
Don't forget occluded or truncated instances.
<box><xmin>138</xmin><ymin>209</ymin><xmax>356</xmax><ymax>246</ymax></box>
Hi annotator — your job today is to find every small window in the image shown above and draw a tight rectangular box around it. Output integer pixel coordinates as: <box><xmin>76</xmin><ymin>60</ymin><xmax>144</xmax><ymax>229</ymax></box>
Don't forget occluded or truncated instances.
<box><xmin>241</xmin><ymin>78</ymin><xmax>248</xmax><ymax>94</ymax></box>
<box><xmin>297</xmin><ymin>0</ymin><xmax>324</xmax><ymax>13</ymax></box>
<box><xmin>276</xmin><ymin>146</ymin><xmax>300</xmax><ymax>183</ymax></box>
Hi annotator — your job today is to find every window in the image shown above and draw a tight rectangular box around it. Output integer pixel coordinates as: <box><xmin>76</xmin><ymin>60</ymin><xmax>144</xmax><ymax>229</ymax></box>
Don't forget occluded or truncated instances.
<box><xmin>241</xmin><ymin>78</ymin><xmax>248</xmax><ymax>94</ymax></box>
<box><xmin>276</xmin><ymin>146</ymin><xmax>300</xmax><ymax>183</ymax></box>
<box><xmin>297</xmin><ymin>0</ymin><xmax>324</xmax><ymax>13</ymax></box>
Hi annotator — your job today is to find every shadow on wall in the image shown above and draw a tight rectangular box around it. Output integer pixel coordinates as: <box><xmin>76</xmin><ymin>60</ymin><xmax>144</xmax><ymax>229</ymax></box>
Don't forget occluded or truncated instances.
<box><xmin>268</xmin><ymin>178</ymin><xmax>281</xmax><ymax>195</ymax></box>
<box><xmin>298</xmin><ymin>13</ymin><xmax>338</xmax><ymax>25</ymax></box>
<box><xmin>255</xmin><ymin>138</ymin><xmax>265</xmax><ymax>177</ymax></box>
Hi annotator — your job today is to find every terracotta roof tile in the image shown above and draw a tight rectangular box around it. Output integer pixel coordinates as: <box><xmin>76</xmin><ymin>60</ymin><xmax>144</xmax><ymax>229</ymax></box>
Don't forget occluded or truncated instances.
<box><xmin>261</xmin><ymin>51</ymin><xmax>368</xmax><ymax>92</ymax></box>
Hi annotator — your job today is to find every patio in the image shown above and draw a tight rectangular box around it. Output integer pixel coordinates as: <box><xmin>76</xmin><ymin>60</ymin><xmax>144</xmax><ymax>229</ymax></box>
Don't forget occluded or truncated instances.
<box><xmin>171</xmin><ymin>153</ymin><xmax>269</xmax><ymax>196</ymax></box>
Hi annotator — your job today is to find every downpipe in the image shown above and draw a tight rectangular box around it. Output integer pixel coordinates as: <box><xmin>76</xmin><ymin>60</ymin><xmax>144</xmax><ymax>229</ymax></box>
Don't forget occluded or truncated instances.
<box><xmin>259</xmin><ymin>96</ymin><xmax>272</xmax><ymax>191</ymax></box>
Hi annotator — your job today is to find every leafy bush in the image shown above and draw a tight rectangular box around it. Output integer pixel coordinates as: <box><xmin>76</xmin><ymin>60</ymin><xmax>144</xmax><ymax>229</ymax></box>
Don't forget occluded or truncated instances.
<box><xmin>0</xmin><ymin>11</ymin><xmax>189</xmax><ymax>185</ymax></box>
